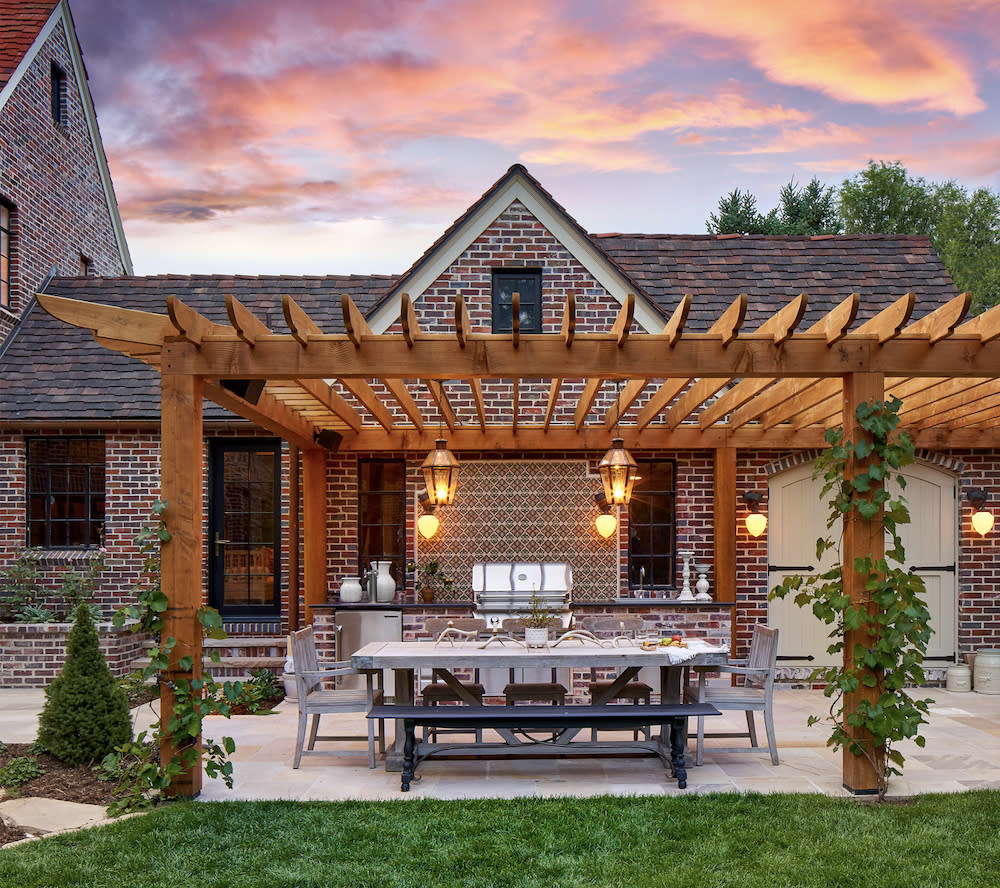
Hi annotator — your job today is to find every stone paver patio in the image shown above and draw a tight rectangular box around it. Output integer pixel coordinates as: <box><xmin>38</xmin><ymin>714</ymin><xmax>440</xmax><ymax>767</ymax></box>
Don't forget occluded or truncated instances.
<box><xmin>3</xmin><ymin>687</ymin><xmax>999</xmax><ymax>809</ymax></box>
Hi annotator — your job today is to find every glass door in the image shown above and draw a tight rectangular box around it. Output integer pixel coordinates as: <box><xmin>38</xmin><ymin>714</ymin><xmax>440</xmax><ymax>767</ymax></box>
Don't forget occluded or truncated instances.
<box><xmin>209</xmin><ymin>440</ymin><xmax>281</xmax><ymax>620</ymax></box>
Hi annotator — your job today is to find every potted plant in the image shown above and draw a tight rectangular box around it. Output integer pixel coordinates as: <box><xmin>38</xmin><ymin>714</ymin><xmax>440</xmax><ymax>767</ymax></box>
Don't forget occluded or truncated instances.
<box><xmin>407</xmin><ymin>560</ymin><xmax>454</xmax><ymax>603</ymax></box>
<box><xmin>521</xmin><ymin>593</ymin><xmax>558</xmax><ymax>647</ymax></box>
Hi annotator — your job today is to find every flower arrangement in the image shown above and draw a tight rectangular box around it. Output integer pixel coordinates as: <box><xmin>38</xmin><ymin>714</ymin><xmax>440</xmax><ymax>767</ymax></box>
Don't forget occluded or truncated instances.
<box><xmin>522</xmin><ymin>592</ymin><xmax>559</xmax><ymax>628</ymax></box>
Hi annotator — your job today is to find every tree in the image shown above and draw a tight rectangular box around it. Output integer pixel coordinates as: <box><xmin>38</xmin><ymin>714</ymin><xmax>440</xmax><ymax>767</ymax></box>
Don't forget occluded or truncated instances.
<box><xmin>37</xmin><ymin>603</ymin><xmax>132</xmax><ymax>766</ymax></box>
<box><xmin>707</xmin><ymin>178</ymin><xmax>839</xmax><ymax>236</ymax></box>
<box><xmin>838</xmin><ymin>161</ymin><xmax>936</xmax><ymax>235</ymax></box>
<box><xmin>707</xmin><ymin>189</ymin><xmax>779</xmax><ymax>234</ymax></box>
<box><xmin>777</xmin><ymin>178</ymin><xmax>841</xmax><ymax>235</ymax></box>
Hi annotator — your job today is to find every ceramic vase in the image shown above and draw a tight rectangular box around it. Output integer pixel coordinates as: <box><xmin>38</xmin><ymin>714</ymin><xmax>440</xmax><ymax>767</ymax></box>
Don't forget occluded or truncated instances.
<box><xmin>339</xmin><ymin>576</ymin><xmax>363</xmax><ymax>603</ymax></box>
<box><xmin>373</xmin><ymin>560</ymin><xmax>396</xmax><ymax>602</ymax></box>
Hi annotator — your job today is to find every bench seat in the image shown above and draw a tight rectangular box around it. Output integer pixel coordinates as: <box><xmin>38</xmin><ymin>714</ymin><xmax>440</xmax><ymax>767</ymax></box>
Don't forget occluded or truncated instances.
<box><xmin>368</xmin><ymin>702</ymin><xmax>719</xmax><ymax>791</ymax></box>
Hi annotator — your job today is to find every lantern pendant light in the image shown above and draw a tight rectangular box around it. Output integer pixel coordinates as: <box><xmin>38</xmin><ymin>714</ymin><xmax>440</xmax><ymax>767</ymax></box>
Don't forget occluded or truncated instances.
<box><xmin>598</xmin><ymin>382</ymin><xmax>639</xmax><ymax>506</ymax></box>
<box><xmin>743</xmin><ymin>491</ymin><xmax>767</xmax><ymax>538</ymax></box>
<box><xmin>421</xmin><ymin>437</ymin><xmax>460</xmax><ymax>506</ymax></box>
<box><xmin>967</xmin><ymin>489</ymin><xmax>994</xmax><ymax>536</ymax></box>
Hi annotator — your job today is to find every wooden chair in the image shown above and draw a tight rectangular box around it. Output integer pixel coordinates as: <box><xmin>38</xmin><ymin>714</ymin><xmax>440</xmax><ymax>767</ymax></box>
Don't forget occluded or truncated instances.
<box><xmin>581</xmin><ymin>616</ymin><xmax>652</xmax><ymax>740</ymax></box>
<box><xmin>500</xmin><ymin>618</ymin><xmax>568</xmax><ymax>706</ymax></box>
<box><xmin>421</xmin><ymin>618</ymin><xmax>488</xmax><ymax>742</ymax></box>
<box><xmin>290</xmin><ymin>625</ymin><xmax>384</xmax><ymax>769</ymax></box>
<box><xmin>684</xmin><ymin>623</ymin><xmax>779</xmax><ymax>765</ymax></box>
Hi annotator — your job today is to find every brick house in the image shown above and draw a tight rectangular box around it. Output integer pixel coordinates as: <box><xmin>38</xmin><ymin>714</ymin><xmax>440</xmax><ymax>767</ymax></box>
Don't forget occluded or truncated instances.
<box><xmin>3</xmin><ymin>161</ymin><xmax>998</xmax><ymax>688</ymax></box>
<box><xmin>0</xmin><ymin>0</ymin><xmax>131</xmax><ymax>345</ymax></box>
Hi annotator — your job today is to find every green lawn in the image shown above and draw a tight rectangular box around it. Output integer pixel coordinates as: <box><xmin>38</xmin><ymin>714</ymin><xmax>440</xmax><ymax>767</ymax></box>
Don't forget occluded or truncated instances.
<box><xmin>2</xmin><ymin>793</ymin><xmax>999</xmax><ymax>887</ymax></box>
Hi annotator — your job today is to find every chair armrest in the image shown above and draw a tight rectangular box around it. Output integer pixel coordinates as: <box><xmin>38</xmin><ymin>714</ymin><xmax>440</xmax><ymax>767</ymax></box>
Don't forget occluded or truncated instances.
<box><xmin>301</xmin><ymin>665</ymin><xmax>359</xmax><ymax>681</ymax></box>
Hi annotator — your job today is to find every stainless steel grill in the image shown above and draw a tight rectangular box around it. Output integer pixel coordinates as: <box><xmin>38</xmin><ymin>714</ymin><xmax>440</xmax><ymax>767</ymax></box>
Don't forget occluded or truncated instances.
<box><xmin>472</xmin><ymin>561</ymin><xmax>573</xmax><ymax>630</ymax></box>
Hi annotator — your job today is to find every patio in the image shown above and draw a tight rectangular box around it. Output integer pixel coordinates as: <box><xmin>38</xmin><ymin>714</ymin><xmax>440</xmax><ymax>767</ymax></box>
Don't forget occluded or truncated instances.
<box><xmin>24</xmin><ymin>686</ymin><xmax>991</xmax><ymax>801</ymax></box>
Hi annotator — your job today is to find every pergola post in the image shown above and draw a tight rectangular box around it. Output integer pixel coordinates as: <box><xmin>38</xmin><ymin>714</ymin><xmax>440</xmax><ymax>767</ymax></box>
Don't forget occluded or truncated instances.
<box><xmin>302</xmin><ymin>447</ymin><xmax>328</xmax><ymax>627</ymax></box>
<box><xmin>841</xmin><ymin>371</ymin><xmax>886</xmax><ymax>794</ymax></box>
<box><xmin>159</xmin><ymin>371</ymin><xmax>204</xmax><ymax>798</ymax></box>
<box><xmin>713</xmin><ymin>447</ymin><xmax>737</xmax><ymax>604</ymax></box>
<box><xmin>288</xmin><ymin>443</ymin><xmax>300</xmax><ymax>631</ymax></box>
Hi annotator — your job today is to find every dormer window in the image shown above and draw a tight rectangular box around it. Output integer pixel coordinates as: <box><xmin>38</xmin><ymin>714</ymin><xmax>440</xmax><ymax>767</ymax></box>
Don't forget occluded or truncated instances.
<box><xmin>51</xmin><ymin>62</ymin><xmax>67</xmax><ymax>126</ymax></box>
<box><xmin>79</xmin><ymin>253</ymin><xmax>93</xmax><ymax>276</ymax></box>
<box><xmin>492</xmin><ymin>269</ymin><xmax>542</xmax><ymax>333</ymax></box>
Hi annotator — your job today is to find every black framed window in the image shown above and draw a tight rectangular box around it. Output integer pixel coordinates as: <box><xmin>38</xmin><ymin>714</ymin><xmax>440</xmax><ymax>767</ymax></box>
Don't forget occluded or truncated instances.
<box><xmin>50</xmin><ymin>62</ymin><xmax>67</xmax><ymax>126</ymax></box>
<box><xmin>358</xmin><ymin>459</ymin><xmax>406</xmax><ymax>587</ymax></box>
<box><xmin>27</xmin><ymin>437</ymin><xmax>105</xmax><ymax>548</ymax></box>
<box><xmin>627</xmin><ymin>460</ymin><xmax>676</xmax><ymax>590</ymax></box>
<box><xmin>492</xmin><ymin>269</ymin><xmax>541</xmax><ymax>333</ymax></box>
<box><xmin>1</xmin><ymin>201</ymin><xmax>10</xmax><ymax>309</ymax></box>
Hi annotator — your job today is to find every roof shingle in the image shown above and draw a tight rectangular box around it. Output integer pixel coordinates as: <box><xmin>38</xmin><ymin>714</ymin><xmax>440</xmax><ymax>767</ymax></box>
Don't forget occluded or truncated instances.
<box><xmin>0</xmin><ymin>0</ymin><xmax>59</xmax><ymax>89</ymax></box>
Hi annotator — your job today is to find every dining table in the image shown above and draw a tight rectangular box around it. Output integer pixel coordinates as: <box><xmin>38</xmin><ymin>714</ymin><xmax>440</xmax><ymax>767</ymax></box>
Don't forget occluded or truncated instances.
<box><xmin>351</xmin><ymin>634</ymin><xmax>730</xmax><ymax>771</ymax></box>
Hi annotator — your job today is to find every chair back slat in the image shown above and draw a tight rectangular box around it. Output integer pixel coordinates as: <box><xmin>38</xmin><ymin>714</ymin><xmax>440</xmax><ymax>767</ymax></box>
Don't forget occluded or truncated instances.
<box><xmin>425</xmin><ymin>617</ymin><xmax>487</xmax><ymax>636</ymax></box>
<box><xmin>745</xmin><ymin>624</ymin><xmax>778</xmax><ymax>689</ymax></box>
<box><xmin>291</xmin><ymin>626</ymin><xmax>323</xmax><ymax>695</ymax></box>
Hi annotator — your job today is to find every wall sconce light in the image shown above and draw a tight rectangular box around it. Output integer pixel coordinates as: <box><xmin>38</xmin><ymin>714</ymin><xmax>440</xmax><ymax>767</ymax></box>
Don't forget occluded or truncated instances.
<box><xmin>967</xmin><ymin>488</ymin><xmax>994</xmax><ymax>536</ymax></box>
<box><xmin>421</xmin><ymin>438</ymin><xmax>460</xmax><ymax>505</ymax></box>
<box><xmin>417</xmin><ymin>492</ymin><xmax>440</xmax><ymax>540</ymax></box>
<box><xmin>743</xmin><ymin>491</ymin><xmax>767</xmax><ymax>538</ymax></box>
<box><xmin>594</xmin><ymin>493</ymin><xmax>618</xmax><ymax>539</ymax></box>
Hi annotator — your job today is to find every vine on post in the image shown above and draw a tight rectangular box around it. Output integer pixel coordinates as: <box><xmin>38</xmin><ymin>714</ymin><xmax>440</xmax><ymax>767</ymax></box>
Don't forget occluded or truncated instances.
<box><xmin>104</xmin><ymin>499</ymin><xmax>240</xmax><ymax>815</ymax></box>
<box><xmin>769</xmin><ymin>397</ymin><xmax>933</xmax><ymax>798</ymax></box>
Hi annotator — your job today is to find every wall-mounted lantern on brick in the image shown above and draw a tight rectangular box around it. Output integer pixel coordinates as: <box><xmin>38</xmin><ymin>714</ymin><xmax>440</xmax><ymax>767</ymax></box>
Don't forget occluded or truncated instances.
<box><xmin>967</xmin><ymin>488</ymin><xmax>995</xmax><ymax>536</ymax></box>
<box><xmin>743</xmin><ymin>491</ymin><xmax>767</xmax><ymax>538</ymax></box>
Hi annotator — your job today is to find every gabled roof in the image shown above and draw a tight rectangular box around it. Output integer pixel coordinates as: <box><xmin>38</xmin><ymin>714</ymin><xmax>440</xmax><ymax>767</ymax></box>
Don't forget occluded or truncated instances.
<box><xmin>595</xmin><ymin>233</ymin><xmax>956</xmax><ymax>331</ymax></box>
<box><xmin>0</xmin><ymin>0</ymin><xmax>58</xmax><ymax>89</ymax></box>
<box><xmin>366</xmin><ymin>164</ymin><xmax>667</xmax><ymax>334</ymax></box>
<box><xmin>0</xmin><ymin>275</ymin><xmax>396</xmax><ymax>422</ymax></box>
<box><xmin>0</xmin><ymin>0</ymin><xmax>132</xmax><ymax>273</ymax></box>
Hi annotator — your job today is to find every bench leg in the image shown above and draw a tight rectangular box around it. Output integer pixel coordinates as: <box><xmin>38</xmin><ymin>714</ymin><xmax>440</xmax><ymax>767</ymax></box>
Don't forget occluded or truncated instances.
<box><xmin>401</xmin><ymin>719</ymin><xmax>416</xmax><ymax>792</ymax></box>
<box><xmin>668</xmin><ymin>717</ymin><xmax>688</xmax><ymax>789</ymax></box>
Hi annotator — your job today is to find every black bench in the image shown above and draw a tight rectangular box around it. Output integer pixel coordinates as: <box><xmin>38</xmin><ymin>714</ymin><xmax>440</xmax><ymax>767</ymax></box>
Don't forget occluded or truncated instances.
<box><xmin>368</xmin><ymin>702</ymin><xmax>720</xmax><ymax>791</ymax></box>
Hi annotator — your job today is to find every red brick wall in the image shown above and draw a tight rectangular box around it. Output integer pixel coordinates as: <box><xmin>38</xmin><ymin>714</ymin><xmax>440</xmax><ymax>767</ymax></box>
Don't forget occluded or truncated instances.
<box><xmin>0</xmin><ymin>16</ymin><xmax>125</xmax><ymax>341</ymax></box>
<box><xmin>0</xmin><ymin>621</ymin><xmax>148</xmax><ymax>688</ymax></box>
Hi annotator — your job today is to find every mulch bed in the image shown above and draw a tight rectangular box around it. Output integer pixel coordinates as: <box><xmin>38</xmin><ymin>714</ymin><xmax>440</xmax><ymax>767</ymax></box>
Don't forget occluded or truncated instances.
<box><xmin>0</xmin><ymin>744</ymin><xmax>122</xmax><ymax>807</ymax></box>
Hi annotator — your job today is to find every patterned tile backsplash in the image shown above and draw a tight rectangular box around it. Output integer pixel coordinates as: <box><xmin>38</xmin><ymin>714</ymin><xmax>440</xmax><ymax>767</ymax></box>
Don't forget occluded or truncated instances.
<box><xmin>415</xmin><ymin>460</ymin><xmax>618</xmax><ymax>602</ymax></box>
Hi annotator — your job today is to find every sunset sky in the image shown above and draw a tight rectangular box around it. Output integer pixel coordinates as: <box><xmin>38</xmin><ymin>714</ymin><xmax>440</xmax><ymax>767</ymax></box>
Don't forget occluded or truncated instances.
<box><xmin>70</xmin><ymin>0</ymin><xmax>1000</xmax><ymax>276</ymax></box>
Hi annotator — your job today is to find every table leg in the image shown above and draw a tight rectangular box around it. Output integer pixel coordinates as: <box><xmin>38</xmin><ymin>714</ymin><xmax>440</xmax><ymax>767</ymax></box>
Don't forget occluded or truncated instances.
<box><xmin>668</xmin><ymin>716</ymin><xmax>688</xmax><ymax>789</ymax></box>
<box><xmin>385</xmin><ymin>668</ymin><xmax>414</xmax><ymax>772</ymax></box>
<box><xmin>401</xmin><ymin>718</ymin><xmax>415</xmax><ymax>792</ymax></box>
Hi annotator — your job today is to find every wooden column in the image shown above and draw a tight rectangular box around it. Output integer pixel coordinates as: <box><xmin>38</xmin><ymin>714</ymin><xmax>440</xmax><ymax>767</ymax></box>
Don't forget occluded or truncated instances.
<box><xmin>287</xmin><ymin>443</ymin><xmax>300</xmax><ymax>631</ymax></box>
<box><xmin>713</xmin><ymin>447</ymin><xmax>737</xmax><ymax>604</ymax></box>
<box><xmin>302</xmin><ymin>447</ymin><xmax>328</xmax><ymax>627</ymax></box>
<box><xmin>841</xmin><ymin>372</ymin><xmax>885</xmax><ymax>794</ymax></box>
<box><xmin>160</xmin><ymin>371</ymin><xmax>204</xmax><ymax>798</ymax></box>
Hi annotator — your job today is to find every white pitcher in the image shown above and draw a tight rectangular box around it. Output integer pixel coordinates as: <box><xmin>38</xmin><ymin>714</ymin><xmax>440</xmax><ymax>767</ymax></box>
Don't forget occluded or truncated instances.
<box><xmin>372</xmin><ymin>560</ymin><xmax>396</xmax><ymax>602</ymax></box>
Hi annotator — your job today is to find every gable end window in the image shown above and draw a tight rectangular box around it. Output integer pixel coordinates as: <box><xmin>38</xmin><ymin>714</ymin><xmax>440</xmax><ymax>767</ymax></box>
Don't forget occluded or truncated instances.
<box><xmin>1</xmin><ymin>201</ymin><xmax>11</xmax><ymax>309</ymax></box>
<box><xmin>51</xmin><ymin>62</ymin><xmax>67</xmax><ymax>127</ymax></box>
<box><xmin>627</xmin><ymin>460</ymin><xmax>677</xmax><ymax>590</ymax></box>
<box><xmin>27</xmin><ymin>437</ymin><xmax>105</xmax><ymax>548</ymax></box>
<box><xmin>492</xmin><ymin>269</ymin><xmax>542</xmax><ymax>333</ymax></box>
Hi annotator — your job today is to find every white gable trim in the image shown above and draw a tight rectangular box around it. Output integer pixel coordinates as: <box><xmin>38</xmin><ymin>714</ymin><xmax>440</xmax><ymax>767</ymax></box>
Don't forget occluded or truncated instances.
<box><xmin>368</xmin><ymin>170</ymin><xmax>663</xmax><ymax>334</ymax></box>
<box><xmin>0</xmin><ymin>1</ymin><xmax>133</xmax><ymax>273</ymax></box>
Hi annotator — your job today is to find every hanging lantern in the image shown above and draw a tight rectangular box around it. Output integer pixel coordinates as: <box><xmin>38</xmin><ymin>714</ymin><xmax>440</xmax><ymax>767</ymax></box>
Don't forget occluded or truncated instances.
<box><xmin>598</xmin><ymin>437</ymin><xmax>639</xmax><ymax>506</ymax></box>
<box><xmin>743</xmin><ymin>491</ymin><xmax>767</xmax><ymax>538</ymax></box>
<box><xmin>421</xmin><ymin>438</ymin><xmax>460</xmax><ymax>506</ymax></box>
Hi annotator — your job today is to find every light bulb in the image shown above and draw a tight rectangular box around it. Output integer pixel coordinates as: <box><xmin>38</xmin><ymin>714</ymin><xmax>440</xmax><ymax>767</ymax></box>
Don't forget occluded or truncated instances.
<box><xmin>417</xmin><ymin>512</ymin><xmax>440</xmax><ymax>539</ymax></box>
<box><xmin>972</xmin><ymin>510</ymin><xmax>994</xmax><ymax>536</ymax></box>
<box><xmin>595</xmin><ymin>512</ymin><xmax>618</xmax><ymax>539</ymax></box>
<box><xmin>745</xmin><ymin>512</ymin><xmax>767</xmax><ymax>538</ymax></box>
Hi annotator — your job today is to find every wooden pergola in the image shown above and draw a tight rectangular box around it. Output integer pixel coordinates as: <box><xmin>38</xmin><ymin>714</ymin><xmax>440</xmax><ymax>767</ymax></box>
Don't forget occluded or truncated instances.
<box><xmin>38</xmin><ymin>287</ymin><xmax>1000</xmax><ymax>795</ymax></box>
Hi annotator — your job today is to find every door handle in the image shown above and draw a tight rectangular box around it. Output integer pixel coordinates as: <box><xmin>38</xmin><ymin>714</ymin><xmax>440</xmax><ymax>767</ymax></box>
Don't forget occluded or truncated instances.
<box><xmin>214</xmin><ymin>533</ymin><xmax>231</xmax><ymax>557</ymax></box>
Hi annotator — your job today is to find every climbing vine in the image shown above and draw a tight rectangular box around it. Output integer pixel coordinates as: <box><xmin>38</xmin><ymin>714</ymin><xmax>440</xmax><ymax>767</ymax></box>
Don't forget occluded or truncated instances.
<box><xmin>769</xmin><ymin>397</ymin><xmax>933</xmax><ymax>798</ymax></box>
<box><xmin>104</xmin><ymin>500</ymin><xmax>240</xmax><ymax>815</ymax></box>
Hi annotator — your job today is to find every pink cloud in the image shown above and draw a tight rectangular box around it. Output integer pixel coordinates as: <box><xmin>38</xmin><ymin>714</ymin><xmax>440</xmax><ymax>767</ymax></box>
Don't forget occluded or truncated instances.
<box><xmin>641</xmin><ymin>0</ymin><xmax>985</xmax><ymax>115</ymax></box>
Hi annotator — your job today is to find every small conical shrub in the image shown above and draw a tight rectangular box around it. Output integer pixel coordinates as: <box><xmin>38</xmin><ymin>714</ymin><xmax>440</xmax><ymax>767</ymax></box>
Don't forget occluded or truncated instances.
<box><xmin>37</xmin><ymin>603</ymin><xmax>132</xmax><ymax>766</ymax></box>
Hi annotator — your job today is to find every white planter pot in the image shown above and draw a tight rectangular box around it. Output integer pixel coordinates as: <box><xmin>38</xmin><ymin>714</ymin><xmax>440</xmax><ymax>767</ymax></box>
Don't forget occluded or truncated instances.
<box><xmin>373</xmin><ymin>560</ymin><xmax>396</xmax><ymax>602</ymax></box>
<box><xmin>282</xmin><ymin>673</ymin><xmax>297</xmax><ymax>701</ymax></box>
<box><xmin>339</xmin><ymin>576</ymin><xmax>363</xmax><ymax>603</ymax></box>
<box><xmin>524</xmin><ymin>627</ymin><xmax>549</xmax><ymax>648</ymax></box>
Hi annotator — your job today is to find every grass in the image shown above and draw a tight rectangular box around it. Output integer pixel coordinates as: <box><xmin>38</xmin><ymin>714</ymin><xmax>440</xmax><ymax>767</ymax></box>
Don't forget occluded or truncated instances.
<box><xmin>2</xmin><ymin>792</ymin><xmax>999</xmax><ymax>887</ymax></box>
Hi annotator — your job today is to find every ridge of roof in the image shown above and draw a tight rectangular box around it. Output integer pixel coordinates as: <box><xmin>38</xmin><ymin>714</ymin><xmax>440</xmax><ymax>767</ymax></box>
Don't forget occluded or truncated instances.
<box><xmin>592</xmin><ymin>233</ymin><xmax>936</xmax><ymax>242</ymax></box>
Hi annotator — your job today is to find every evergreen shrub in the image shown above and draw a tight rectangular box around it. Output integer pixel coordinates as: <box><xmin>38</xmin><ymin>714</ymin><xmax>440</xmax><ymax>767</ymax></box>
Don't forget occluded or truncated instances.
<box><xmin>37</xmin><ymin>603</ymin><xmax>132</xmax><ymax>766</ymax></box>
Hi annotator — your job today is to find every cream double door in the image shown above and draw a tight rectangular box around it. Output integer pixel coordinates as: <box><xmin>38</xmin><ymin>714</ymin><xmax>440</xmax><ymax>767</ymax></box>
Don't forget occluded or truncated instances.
<box><xmin>767</xmin><ymin>461</ymin><xmax>957</xmax><ymax>667</ymax></box>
